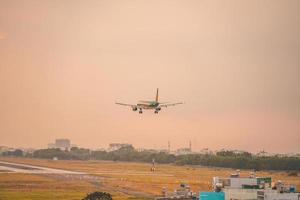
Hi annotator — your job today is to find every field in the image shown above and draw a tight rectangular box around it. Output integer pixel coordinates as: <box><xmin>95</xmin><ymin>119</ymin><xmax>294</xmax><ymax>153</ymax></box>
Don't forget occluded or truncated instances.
<box><xmin>0</xmin><ymin>157</ymin><xmax>299</xmax><ymax>200</ymax></box>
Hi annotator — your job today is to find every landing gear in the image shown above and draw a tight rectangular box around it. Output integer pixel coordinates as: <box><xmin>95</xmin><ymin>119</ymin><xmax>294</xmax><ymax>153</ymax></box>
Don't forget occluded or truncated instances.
<box><xmin>139</xmin><ymin>109</ymin><xmax>143</xmax><ymax>114</ymax></box>
<box><xmin>155</xmin><ymin>107</ymin><xmax>161</xmax><ymax>114</ymax></box>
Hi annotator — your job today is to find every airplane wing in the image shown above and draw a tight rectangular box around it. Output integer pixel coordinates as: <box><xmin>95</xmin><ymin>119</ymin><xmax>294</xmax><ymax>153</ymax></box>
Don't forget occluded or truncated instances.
<box><xmin>159</xmin><ymin>102</ymin><xmax>184</xmax><ymax>107</ymax></box>
<box><xmin>115</xmin><ymin>102</ymin><xmax>137</xmax><ymax>107</ymax></box>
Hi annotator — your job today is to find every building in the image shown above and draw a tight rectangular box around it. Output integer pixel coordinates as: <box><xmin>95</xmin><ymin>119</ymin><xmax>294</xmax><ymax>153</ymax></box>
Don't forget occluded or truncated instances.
<box><xmin>212</xmin><ymin>171</ymin><xmax>269</xmax><ymax>200</ymax></box>
<box><xmin>199</xmin><ymin>148</ymin><xmax>214</xmax><ymax>155</ymax></box>
<box><xmin>256</xmin><ymin>150</ymin><xmax>270</xmax><ymax>157</ymax></box>
<box><xmin>257</xmin><ymin>189</ymin><xmax>300</xmax><ymax>200</ymax></box>
<box><xmin>211</xmin><ymin>172</ymin><xmax>299</xmax><ymax>200</ymax></box>
<box><xmin>200</xmin><ymin>192</ymin><xmax>225</xmax><ymax>200</ymax></box>
<box><xmin>223</xmin><ymin>188</ymin><xmax>258</xmax><ymax>200</ymax></box>
<box><xmin>0</xmin><ymin>146</ymin><xmax>14</xmax><ymax>153</ymax></box>
<box><xmin>136</xmin><ymin>148</ymin><xmax>170</xmax><ymax>153</ymax></box>
<box><xmin>48</xmin><ymin>139</ymin><xmax>71</xmax><ymax>150</ymax></box>
<box><xmin>176</xmin><ymin>148</ymin><xmax>192</xmax><ymax>155</ymax></box>
<box><xmin>213</xmin><ymin>171</ymin><xmax>272</xmax><ymax>190</ymax></box>
<box><xmin>156</xmin><ymin>183</ymin><xmax>198</xmax><ymax>200</ymax></box>
<box><xmin>202</xmin><ymin>188</ymin><xmax>299</xmax><ymax>200</ymax></box>
<box><xmin>20</xmin><ymin>148</ymin><xmax>35</xmax><ymax>154</ymax></box>
<box><xmin>175</xmin><ymin>141</ymin><xmax>193</xmax><ymax>155</ymax></box>
<box><xmin>108</xmin><ymin>143</ymin><xmax>132</xmax><ymax>151</ymax></box>
<box><xmin>55</xmin><ymin>139</ymin><xmax>70</xmax><ymax>150</ymax></box>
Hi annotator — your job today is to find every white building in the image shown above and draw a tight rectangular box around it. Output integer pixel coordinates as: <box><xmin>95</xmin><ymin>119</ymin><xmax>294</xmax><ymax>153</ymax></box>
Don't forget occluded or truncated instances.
<box><xmin>175</xmin><ymin>148</ymin><xmax>192</xmax><ymax>155</ymax></box>
<box><xmin>213</xmin><ymin>172</ymin><xmax>272</xmax><ymax>190</ymax></box>
<box><xmin>212</xmin><ymin>173</ymin><xmax>299</xmax><ymax>200</ymax></box>
<box><xmin>223</xmin><ymin>188</ymin><xmax>259</xmax><ymax>200</ymax></box>
<box><xmin>258</xmin><ymin>189</ymin><xmax>300</xmax><ymax>200</ymax></box>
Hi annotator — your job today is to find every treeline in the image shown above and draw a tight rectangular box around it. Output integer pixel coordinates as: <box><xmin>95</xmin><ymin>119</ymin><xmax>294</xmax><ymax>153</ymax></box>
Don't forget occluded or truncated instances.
<box><xmin>175</xmin><ymin>154</ymin><xmax>300</xmax><ymax>171</ymax></box>
<box><xmin>1</xmin><ymin>146</ymin><xmax>299</xmax><ymax>171</ymax></box>
<box><xmin>91</xmin><ymin>145</ymin><xmax>176</xmax><ymax>163</ymax></box>
<box><xmin>33</xmin><ymin>147</ymin><xmax>90</xmax><ymax>160</ymax></box>
<box><xmin>1</xmin><ymin>149</ymin><xmax>23</xmax><ymax>157</ymax></box>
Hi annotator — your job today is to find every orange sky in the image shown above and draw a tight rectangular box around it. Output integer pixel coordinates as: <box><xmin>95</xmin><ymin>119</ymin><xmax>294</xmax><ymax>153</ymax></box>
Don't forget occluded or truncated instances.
<box><xmin>0</xmin><ymin>0</ymin><xmax>299</xmax><ymax>153</ymax></box>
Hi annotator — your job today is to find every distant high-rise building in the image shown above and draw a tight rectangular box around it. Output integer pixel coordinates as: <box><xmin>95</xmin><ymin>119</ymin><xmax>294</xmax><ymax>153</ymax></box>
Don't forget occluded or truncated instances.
<box><xmin>48</xmin><ymin>138</ymin><xmax>71</xmax><ymax>150</ymax></box>
<box><xmin>55</xmin><ymin>139</ymin><xmax>70</xmax><ymax>150</ymax></box>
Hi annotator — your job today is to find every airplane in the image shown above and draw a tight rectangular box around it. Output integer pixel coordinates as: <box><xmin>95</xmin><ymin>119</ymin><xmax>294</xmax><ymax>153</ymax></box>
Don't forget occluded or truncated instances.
<box><xmin>116</xmin><ymin>88</ymin><xmax>184</xmax><ymax>114</ymax></box>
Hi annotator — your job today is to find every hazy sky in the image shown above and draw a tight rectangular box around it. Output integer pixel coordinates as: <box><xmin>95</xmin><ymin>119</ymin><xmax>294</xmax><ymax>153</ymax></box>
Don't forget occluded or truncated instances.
<box><xmin>0</xmin><ymin>0</ymin><xmax>299</xmax><ymax>153</ymax></box>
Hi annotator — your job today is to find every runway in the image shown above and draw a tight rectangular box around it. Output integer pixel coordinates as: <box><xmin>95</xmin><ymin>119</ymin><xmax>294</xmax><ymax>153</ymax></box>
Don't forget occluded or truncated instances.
<box><xmin>0</xmin><ymin>160</ymin><xmax>85</xmax><ymax>174</ymax></box>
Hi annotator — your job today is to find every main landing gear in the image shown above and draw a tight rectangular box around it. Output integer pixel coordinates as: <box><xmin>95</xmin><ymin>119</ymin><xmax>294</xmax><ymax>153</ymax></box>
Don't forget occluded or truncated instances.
<box><xmin>154</xmin><ymin>107</ymin><xmax>161</xmax><ymax>114</ymax></box>
<box><xmin>139</xmin><ymin>109</ymin><xmax>143</xmax><ymax>114</ymax></box>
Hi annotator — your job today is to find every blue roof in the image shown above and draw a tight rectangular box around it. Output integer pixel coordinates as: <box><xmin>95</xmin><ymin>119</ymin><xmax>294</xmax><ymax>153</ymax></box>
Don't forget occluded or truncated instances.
<box><xmin>199</xmin><ymin>192</ymin><xmax>225</xmax><ymax>200</ymax></box>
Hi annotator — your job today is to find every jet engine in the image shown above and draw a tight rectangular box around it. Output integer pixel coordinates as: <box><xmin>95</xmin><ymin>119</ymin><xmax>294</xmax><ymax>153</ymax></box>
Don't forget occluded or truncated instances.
<box><xmin>154</xmin><ymin>107</ymin><xmax>161</xmax><ymax>113</ymax></box>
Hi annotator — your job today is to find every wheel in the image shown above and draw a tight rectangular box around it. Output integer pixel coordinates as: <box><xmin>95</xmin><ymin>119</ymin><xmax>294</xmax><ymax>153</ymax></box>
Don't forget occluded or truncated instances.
<box><xmin>154</xmin><ymin>110</ymin><xmax>158</xmax><ymax>114</ymax></box>
<box><xmin>139</xmin><ymin>111</ymin><xmax>143</xmax><ymax>114</ymax></box>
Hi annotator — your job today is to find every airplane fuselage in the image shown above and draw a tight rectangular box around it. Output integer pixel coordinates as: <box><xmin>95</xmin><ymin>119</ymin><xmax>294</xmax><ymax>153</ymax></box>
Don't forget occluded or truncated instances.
<box><xmin>137</xmin><ymin>101</ymin><xmax>159</xmax><ymax>109</ymax></box>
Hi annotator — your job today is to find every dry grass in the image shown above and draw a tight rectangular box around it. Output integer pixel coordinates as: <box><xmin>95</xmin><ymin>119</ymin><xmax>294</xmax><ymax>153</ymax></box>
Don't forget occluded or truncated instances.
<box><xmin>0</xmin><ymin>157</ymin><xmax>299</xmax><ymax>200</ymax></box>
<box><xmin>0</xmin><ymin>173</ymin><xmax>92</xmax><ymax>200</ymax></box>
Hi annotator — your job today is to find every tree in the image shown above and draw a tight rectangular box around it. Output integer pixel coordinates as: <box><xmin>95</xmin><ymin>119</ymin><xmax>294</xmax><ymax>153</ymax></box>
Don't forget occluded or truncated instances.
<box><xmin>1</xmin><ymin>149</ymin><xmax>23</xmax><ymax>157</ymax></box>
<box><xmin>13</xmin><ymin>149</ymin><xmax>23</xmax><ymax>157</ymax></box>
<box><xmin>82</xmin><ymin>192</ymin><xmax>112</xmax><ymax>200</ymax></box>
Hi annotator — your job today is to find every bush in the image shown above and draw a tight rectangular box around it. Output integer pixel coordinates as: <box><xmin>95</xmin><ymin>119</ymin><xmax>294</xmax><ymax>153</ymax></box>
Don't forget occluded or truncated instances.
<box><xmin>287</xmin><ymin>171</ymin><xmax>298</xmax><ymax>176</ymax></box>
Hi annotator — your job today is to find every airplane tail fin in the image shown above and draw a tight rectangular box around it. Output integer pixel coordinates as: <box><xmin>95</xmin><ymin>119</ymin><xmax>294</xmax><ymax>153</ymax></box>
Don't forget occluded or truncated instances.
<box><xmin>155</xmin><ymin>88</ymin><xmax>159</xmax><ymax>102</ymax></box>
